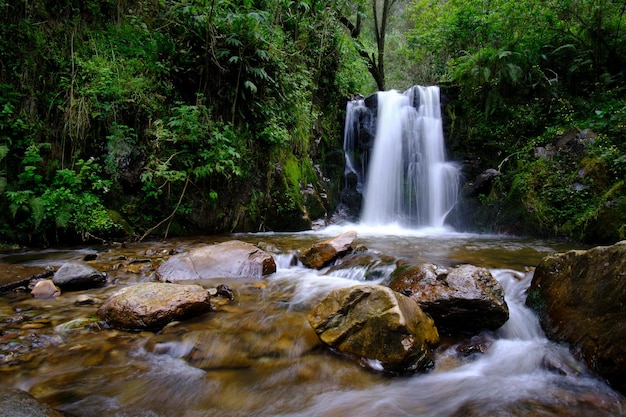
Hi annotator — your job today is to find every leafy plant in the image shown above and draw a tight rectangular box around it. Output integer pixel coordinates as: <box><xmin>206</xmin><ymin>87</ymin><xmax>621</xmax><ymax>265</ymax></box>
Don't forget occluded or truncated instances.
<box><xmin>6</xmin><ymin>144</ymin><xmax>119</xmax><ymax>242</ymax></box>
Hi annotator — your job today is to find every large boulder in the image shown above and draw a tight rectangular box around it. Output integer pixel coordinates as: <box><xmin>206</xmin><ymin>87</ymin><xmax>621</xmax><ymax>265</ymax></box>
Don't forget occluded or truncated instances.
<box><xmin>96</xmin><ymin>282</ymin><xmax>212</xmax><ymax>330</ymax></box>
<box><xmin>308</xmin><ymin>284</ymin><xmax>439</xmax><ymax>373</ymax></box>
<box><xmin>389</xmin><ymin>263</ymin><xmax>509</xmax><ymax>334</ymax></box>
<box><xmin>299</xmin><ymin>230</ymin><xmax>357</xmax><ymax>269</ymax></box>
<box><xmin>52</xmin><ymin>262</ymin><xmax>106</xmax><ymax>290</ymax></box>
<box><xmin>526</xmin><ymin>241</ymin><xmax>626</xmax><ymax>394</ymax></box>
<box><xmin>0</xmin><ymin>385</ymin><xmax>64</xmax><ymax>417</ymax></box>
<box><xmin>156</xmin><ymin>240</ymin><xmax>276</xmax><ymax>281</ymax></box>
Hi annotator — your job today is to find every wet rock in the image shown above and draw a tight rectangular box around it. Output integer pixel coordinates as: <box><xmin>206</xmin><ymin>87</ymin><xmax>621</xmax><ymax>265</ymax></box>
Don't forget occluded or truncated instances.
<box><xmin>299</xmin><ymin>230</ymin><xmax>357</xmax><ymax>269</ymax></box>
<box><xmin>155</xmin><ymin>240</ymin><xmax>276</xmax><ymax>281</ymax></box>
<box><xmin>146</xmin><ymin>308</ymin><xmax>320</xmax><ymax>370</ymax></box>
<box><xmin>325</xmin><ymin>251</ymin><xmax>397</xmax><ymax>281</ymax></box>
<box><xmin>96</xmin><ymin>282</ymin><xmax>212</xmax><ymax>330</ymax></box>
<box><xmin>52</xmin><ymin>262</ymin><xmax>106</xmax><ymax>290</ymax></box>
<box><xmin>388</xmin><ymin>263</ymin><xmax>509</xmax><ymax>334</ymax></box>
<box><xmin>526</xmin><ymin>241</ymin><xmax>626</xmax><ymax>394</ymax></box>
<box><xmin>308</xmin><ymin>284</ymin><xmax>439</xmax><ymax>373</ymax></box>
<box><xmin>216</xmin><ymin>284</ymin><xmax>234</xmax><ymax>300</ymax></box>
<box><xmin>31</xmin><ymin>280</ymin><xmax>60</xmax><ymax>299</ymax></box>
<box><xmin>0</xmin><ymin>265</ymin><xmax>54</xmax><ymax>294</ymax></box>
<box><xmin>455</xmin><ymin>335</ymin><xmax>494</xmax><ymax>357</ymax></box>
<box><xmin>82</xmin><ymin>253</ymin><xmax>98</xmax><ymax>261</ymax></box>
<box><xmin>54</xmin><ymin>317</ymin><xmax>102</xmax><ymax>333</ymax></box>
<box><xmin>0</xmin><ymin>385</ymin><xmax>64</xmax><ymax>417</ymax></box>
<box><xmin>74</xmin><ymin>294</ymin><xmax>98</xmax><ymax>305</ymax></box>
<box><xmin>462</xmin><ymin>168</ymin><xmax>501</xmax><ymax>198</ymax></box>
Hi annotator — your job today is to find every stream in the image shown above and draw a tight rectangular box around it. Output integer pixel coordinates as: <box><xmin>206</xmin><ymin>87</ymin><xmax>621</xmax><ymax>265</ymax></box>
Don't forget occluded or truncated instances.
<box><xmin>1</xmin><ymin>225</ymin><xmax>625</xmax><ymax>416</ymax></box>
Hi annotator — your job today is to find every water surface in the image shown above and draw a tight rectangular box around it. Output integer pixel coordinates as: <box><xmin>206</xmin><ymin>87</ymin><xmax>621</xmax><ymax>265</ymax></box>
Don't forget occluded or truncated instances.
<box><xmin>1</xmin><ymin>227</ymin><xmax>623</xmax><ymax>416</ymax></box>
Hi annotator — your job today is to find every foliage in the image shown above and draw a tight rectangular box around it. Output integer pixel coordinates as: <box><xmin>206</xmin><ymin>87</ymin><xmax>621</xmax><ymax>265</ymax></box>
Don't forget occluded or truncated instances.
<box><xmin>6</xmin><ymin>145</ymin><xmax>120</xmax><ymax>242</ymax></box>
<box><xmin>1</xmin><ymin>0</ymin><xmax>624</xmax><ymax>244</ymax></box>
<box><xmin>141</xmin><ymin>99</ymin><xmax>243</xmax><ymax>203</ymax></box>
<box><xmin>0</xmin><ymin>0</ymin><xmax>357</xmax><ymax>243</ymax></box>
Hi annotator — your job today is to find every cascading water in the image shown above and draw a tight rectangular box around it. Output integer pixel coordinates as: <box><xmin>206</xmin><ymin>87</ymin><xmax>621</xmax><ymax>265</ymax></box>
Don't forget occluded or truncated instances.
<box><xmin>344</xmin><ymin>85</ymin><xmax>460</xmax><ymax>228</ymax></box>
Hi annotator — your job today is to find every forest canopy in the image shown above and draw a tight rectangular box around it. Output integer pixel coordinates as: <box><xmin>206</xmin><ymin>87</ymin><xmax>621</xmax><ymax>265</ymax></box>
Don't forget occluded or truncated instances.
<box><xmin>0</xmin><ymin>0</ymin><xmax>624</xmax><ymax>244</ymax></box>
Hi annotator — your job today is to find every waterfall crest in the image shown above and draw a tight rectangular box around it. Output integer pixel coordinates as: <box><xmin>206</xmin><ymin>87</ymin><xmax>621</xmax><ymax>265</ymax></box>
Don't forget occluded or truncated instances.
<box><xmin>344</xmin><ymin>85</ymin><xmax>460</xmax><ymax>228</ymax></box>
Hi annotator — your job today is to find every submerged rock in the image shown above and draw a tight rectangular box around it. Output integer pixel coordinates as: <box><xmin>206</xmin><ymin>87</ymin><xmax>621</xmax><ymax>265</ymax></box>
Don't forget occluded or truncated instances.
<box><xmin>308</xmin><ymin>284</ymin><xmax>439</xmax><ymax>373</ymax></box>
<box><xmin>388</xmin><ymin>263</ymin><xmax>509</xmax><ymax>334</ymax></box>
<box><xmin>526</xmin><ymin>241</ymin><xmax>626</xmax><ymax>394</ymax></box>
<box><xmin>96</xmin><ymin>282</ymin><xmax>212</xmax><ymax>330</ymax></box>
<box><xmin>156</xmin><ymin>240</ymin><xmax>276</xmax><ymax>281</ymax></box>
<box><xmin>52</xmin><ymin>262</ymin><xmax>106</xmax><ymax>290</ymax></box>
<box><xmin>299</xmin><ymin>230</ymin><xmax>357</xmax><ymax>269</ymax></box>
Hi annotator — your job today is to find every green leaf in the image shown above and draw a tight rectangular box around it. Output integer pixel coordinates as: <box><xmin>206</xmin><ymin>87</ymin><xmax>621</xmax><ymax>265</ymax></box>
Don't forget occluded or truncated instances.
<box><xmin>244</xmin><ymin>80</ymin><xmax>257</xmax><ymax>93</ymax></box>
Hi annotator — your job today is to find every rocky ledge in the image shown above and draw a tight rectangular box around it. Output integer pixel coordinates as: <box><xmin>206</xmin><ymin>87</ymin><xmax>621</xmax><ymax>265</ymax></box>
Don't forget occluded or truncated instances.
<box><xmin>526</xmin><ymin>240</ymin><xmax>626</xmax><ymax>394</ymax></box>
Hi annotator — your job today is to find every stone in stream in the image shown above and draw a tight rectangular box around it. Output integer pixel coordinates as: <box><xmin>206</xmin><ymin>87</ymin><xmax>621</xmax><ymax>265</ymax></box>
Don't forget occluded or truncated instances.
<box><xmin>31</xmin><ymin>279</ymin><xmax>61</xmax><ymax>299</ymax></box>
<box><xmin>52</xmin><ymin>262</ymin><xmax>106</xmax><ymax>290</ymax></box>
<box><xmin>299</xmin><ymin>230</ymin><xmax>357</xmax><ymax>269</ymax></box>
<box><xmin>526</xmin><ymin>241</ymin><xmax>626</xmax><ymax>394</ymax></box>
<box><xmin>0</xmin><ymin>385</ymin><xmax>64</xmax><ymax>417</ymax></box>
<box><xmin>388</xmin><ymin>263</ymin><xmax>509</xmax><ymax>335</ymax></box>
<box><xmin>96</xmin><ymin>282</ymin><xmax>212</xmax><ymax>330</ymax></box>
<box><xmin>156</xmin><ymin>240</ymin><xmax>276</xmax><ymax>281</ymax></box>
<box><xmin>308</xmin><ymin>284</ymin><xmax>439</xmax><ymax>373</ymax></box>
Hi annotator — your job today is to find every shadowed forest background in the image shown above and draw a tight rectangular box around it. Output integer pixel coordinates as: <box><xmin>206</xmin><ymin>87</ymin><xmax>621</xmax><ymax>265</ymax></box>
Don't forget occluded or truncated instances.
<box><xmin>0</xmin><ymin>0</ymin><xmax>624</xmax><ymax>245</ymax></box>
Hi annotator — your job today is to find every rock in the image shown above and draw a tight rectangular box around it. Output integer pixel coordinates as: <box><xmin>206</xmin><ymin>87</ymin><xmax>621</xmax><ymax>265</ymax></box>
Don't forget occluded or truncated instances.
<box><xmin>54</xmin><ymin>317</ymin><xmax>101</xmax><ymax>332</ymax></box>
<box><xmin>0</xmin><ymin>385</ymin><xmax>64</xmax><ymax>417</ymax></box>
<box><xmin>96</xmin><ymin>282</ymin><xmax>212</xmax><ymax>330</ymax></box>
<box><xmin>156</xmin><ymin>240</ymin><xmax>276</xmax><ymax>281</ymax></box>
<box><xmin>52</xmin><ymin>262</ymin><xmax>106</xmax><ymax>290</ymax></box>
<box><xmin>582</xmin><ymin>183</ymin><xmax>626</xmax><ymax>244</ymax></box>
<box><xmin>31</xmin><ymin>280</ymin><xmax>60</xmax><ymax>299</ymax></box>
<box><xmin>215</xmin><ymin>284</ymin><xmax>234</xmax><ymax>300</ymax></box>
<box><xmin>462</xmin><ymin>168</ymin><xmax>500</xmax><ymax>198</ymax></box>
<box><xmin>388</xmin><ymin>263</ymin><xmax>509</xmax><ymax>334</ymax></box>
<box><xmin>325</xmin><ymin>251</ymin><xmax>397</xmax><ymax>281</ymax></box>
<box><xmin>299</xmin><ymin>230</ymin><xmax>357</xmax><ymax>269</ymax></box>
<box><xmin>74</xmin><ymin>294</ymin><xmax>98</xmax><ymax>305</ymax></box>
<box><xmin>526</xmin><ymin>241</ymin><xmax>626</xmax><ymax>394</ymax></box>
<box><xmin>308</xmin><ymin>284</ymin><xmax>439</xmax><ymax>373</ymax></box>
<box><xmin>0</xmin><ymin>265</ymin><xmax>54</xmax><ymax>294</ymax></box>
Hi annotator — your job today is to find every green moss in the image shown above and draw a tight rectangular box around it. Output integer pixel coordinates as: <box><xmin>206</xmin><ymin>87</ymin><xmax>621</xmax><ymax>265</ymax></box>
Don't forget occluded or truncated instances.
<box><xmin>525</xmin><ymin>285</ymin><xmax>547</xmax><ymax>319</ymax></box>
<box><xmin>105</xmin><ymin>209</ymin><xmax>134</xmax><ymax>237</ymax></box>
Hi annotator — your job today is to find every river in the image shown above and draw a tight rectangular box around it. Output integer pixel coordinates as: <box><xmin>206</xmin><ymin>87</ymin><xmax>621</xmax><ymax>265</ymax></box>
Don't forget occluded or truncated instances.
<box><xmin>1</xmin><ymin>225</ymin><xmax>625</xmax><ymax>416</ymax></box>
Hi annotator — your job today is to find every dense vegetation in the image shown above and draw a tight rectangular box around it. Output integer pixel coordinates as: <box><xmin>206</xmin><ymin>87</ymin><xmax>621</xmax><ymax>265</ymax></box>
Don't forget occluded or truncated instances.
<box><xmin>0</xmin><ymin>0</ymin><xmax>624</xmax><ymax>245</ymax></box>
<box><xmin>0</xmin><ymin>0</ymin><xmax>364</xmax><ymax>243</ymax></box>
<box><xmin>405</xmin><ymin>0</ymin><xmax>626</xmax><ymax>242</ymax></box>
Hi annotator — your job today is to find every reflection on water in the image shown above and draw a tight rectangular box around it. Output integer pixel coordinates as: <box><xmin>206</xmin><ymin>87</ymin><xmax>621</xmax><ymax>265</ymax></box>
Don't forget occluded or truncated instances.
<box><xmin>1</xmin><ymin>226</ymin><xmax>623</xmax><ymax>417</ymax></box>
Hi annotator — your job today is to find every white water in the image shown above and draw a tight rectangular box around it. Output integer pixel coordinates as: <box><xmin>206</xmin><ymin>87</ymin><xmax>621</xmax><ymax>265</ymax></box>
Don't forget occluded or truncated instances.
<box><xmin>348</xmin><ymin>86</ymin><xmax>460</xmax><ymax>228</ymax></box>
<box><xmin>4</xmin><ymin>233</ymin><xmax>625</xmax><ymax>417</ymax></box>
<box><xmin>275</xmin><ymin>263</ymin><xmax>622</xmax><ymax>417</ymax></box>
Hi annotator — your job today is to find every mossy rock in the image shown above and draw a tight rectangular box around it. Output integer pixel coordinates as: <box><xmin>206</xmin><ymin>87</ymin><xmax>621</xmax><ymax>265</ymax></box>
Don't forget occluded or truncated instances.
<box><xmin>582</xmin><ymin>183</ymin><xmax>626</xmax><ymax>244</ymax></box>
<box><xmin>106</xmin><ymin>209</ymin><xmax>135</xmax><ymax>237</ymax></box>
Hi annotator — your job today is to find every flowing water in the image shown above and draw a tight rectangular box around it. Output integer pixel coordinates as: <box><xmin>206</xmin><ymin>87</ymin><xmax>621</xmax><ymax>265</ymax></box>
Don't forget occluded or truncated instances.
<box><xmin>1</xmin><ymin>227</ymin><xmax>625</xmax><ymax>416</ymax></box>
<box><xmin>345</xmin><ymin>86</ymin><xmax>460</xmax><ymax>227</ymax></box>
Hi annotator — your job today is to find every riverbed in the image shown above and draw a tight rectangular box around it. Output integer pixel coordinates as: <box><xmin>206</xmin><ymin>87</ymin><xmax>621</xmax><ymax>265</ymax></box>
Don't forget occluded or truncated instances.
<box><xmin>1</xmin><ymin>225</ymin><xmax>625</xmax><ymax>416</ymax></box>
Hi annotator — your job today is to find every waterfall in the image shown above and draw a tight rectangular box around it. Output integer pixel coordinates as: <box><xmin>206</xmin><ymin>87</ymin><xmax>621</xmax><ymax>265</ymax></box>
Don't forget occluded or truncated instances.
<box><xmin>344</xmin><ymin>85</ymin><xmax>460</xmax><ymax>228</ymax></box>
